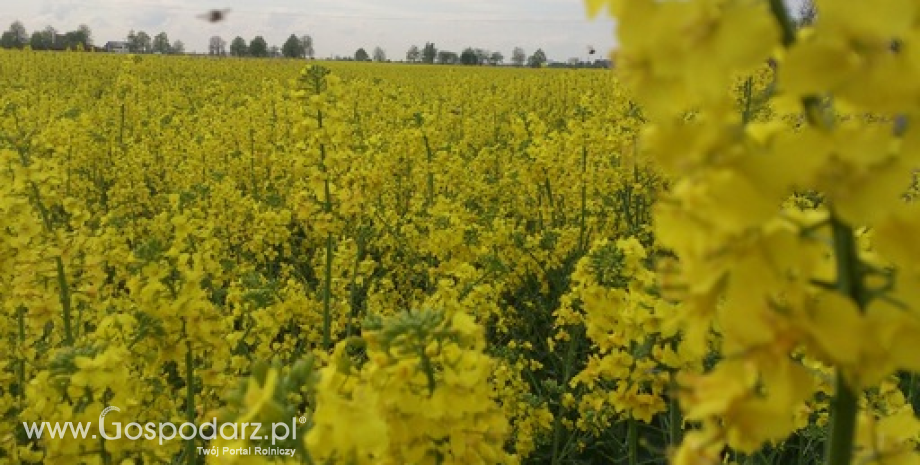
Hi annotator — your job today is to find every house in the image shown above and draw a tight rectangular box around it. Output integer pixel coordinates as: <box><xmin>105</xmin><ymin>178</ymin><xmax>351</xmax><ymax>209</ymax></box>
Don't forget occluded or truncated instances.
<box><xmin>105</xmin><ymin>41</ymin><xmax>129</xmax><ymax>53</ymax></box>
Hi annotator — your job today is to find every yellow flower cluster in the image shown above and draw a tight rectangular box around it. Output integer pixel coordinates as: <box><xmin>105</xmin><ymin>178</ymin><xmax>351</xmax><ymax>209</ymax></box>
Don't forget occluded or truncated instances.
<box><xmin>557</xmin><ymin>237</ymin><xmax>695</xmax><ymax>434</ymax></box>
<box><xmin>590</xmin><ymin>0</ymin><xmax>920</xmax><ymax>462</ymax></box>
<box><xmin>308</xmin><ymin>310</ymin><xmax>513</xmax><ymax>465</ymax></box>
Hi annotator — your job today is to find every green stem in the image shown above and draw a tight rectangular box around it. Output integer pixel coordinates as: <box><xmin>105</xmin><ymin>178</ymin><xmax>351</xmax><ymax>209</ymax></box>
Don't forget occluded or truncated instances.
<box><xmin>741</xmin><ymin>77</ymin><xmax>754</xmax><ymax>125</ymax></box>
<box><xmin>550</xmin><ymin>335</ymin><xmax>579</xmax><ymax>465</ymax></box>
<box><xmin>769</xmin><ymin>1</ymin><xmax>859</xmax><ymax>456</ymax></box>
<box><xmin>319</xmin><ymin>134</ymin><xmax>333</xmax><ymax>351</ymax></box>
<box><xmin>119</xmin><ymin>102</ymin><xmax>125</xmax><ymax>148</ymax></box>
<box><xmin>543</xmin><ymin>172</ymin><xmax>557</xmax><ymax>227</ymax></box>
<box><xmin>56</xmin><ymin>257</ymin><xmax>74</xmax><ymax>346</ymax></box>
<box><xmin>622</xmin><ymin>180</ymin><xmax>634</xmax><ymax>233</ymax></box>
<box><xmin>19</xmin><ymin>146</ymin><xmax>75</xmax><ymax>347</ymax></box>
<box><xmin>422</xmin><ymin>131</ymin><xmax>435</xmax><ymax>208</ymax></box>
<box><xmin>416</xmin><ymin>344</ymin><xmax>437</xmax><ymax>396</ymax></box>
<box><xmin>825</xmin><ymin>218</ymin><xmax>867</xmax><ymax>465</ymax></box>
<box><xmin>826</xmin><ymin>377</ymin><xmax>858</xmax><ymax>465</ymax></box>
<box><xmin>831</xmin><ymin>220</ymin><xmax>867</xmax><ymax>307</ymax></box>
<box><xmin>346</xmin><ymin>230</ymin><xmax>365</xmax><ymax>339</ymax></box>
<box><xmin>669</xmin><ymin>372</ymin><xmax>683</xmax><ymax>447</ymax></box>
<box><xmin>797</xmin><ymin>433</ymin><xmax>805</xmax><ymax>465</ymax></box>
<box><xmin>322</xmin><ymin>233</ymin><xmax>334</xmax><ymax>350</ymax></box>
<box><xmin>311</xmin><ymin>82</ymin><xmax>335</xmax><ymax>351</ymax></box>
<box><xmin>909</xmin><ymin>373</ymin><xmax>918</xmax><ymax>411</ymax></box>
<box><xmin>627</xmin><ymin>416</ymin><xmax>639</xmax><ymax>465</ymax></box>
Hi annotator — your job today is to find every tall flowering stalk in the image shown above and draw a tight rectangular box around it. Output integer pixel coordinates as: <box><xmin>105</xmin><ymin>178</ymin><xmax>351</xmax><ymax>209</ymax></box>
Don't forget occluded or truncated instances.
<box><xmin>588</xmin><ymin>0</ymin><xmax>920</xmax><ymax>463</ymax></box>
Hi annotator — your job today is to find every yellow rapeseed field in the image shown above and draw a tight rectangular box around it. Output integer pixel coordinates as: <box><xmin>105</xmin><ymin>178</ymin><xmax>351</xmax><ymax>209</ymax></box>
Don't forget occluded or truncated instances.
<box><xmin>4</xmin><ymin>1</ymin><xmax>920</xmax><ymax>462</ymax></box>
<box><xmin>1</xmin><ymin>50</ymin><xmax>663</xmax><ymax>464</ymax></box>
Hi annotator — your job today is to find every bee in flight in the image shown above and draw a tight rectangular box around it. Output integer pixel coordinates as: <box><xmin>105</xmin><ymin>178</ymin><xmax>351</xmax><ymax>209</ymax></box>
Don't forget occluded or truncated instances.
<box><xmin>198</xmin><ymin>9</ymin><xmax>231</xmax><ymax>23</ymax></box>
<box><xmin>587</xmin><ymin>45</ymin><xmax>596</xmax><ymax>55</ymax></box>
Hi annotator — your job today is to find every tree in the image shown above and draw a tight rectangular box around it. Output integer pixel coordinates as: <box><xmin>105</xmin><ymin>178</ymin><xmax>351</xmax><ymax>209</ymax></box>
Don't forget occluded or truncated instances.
<box><xmin>249</xmin><ymin>36</ymin><xmax>268</xmax><ymax>57</ymax></box>
<box><xmin>527</xmin><ymin>49</ymin><xmax>547</xmax><ymax>68</ymax></box>
<box><xmin>29</xmin><ymin>31</ymin><xmax>46</xmax><ymax>50</ymax></box>
<box><xmin>475</xmin><ymin>48</ymin><xmax>489</xmax><ymax>64</ymax></box>
<box><xmin>208</xmin><ymin>35</ymin><xmax>226</xmax><ymax>56</ymax></box>
<box><xmin>12</xmin><ymin>21</ymin><xmax>27</xmax><ymax>44</ymax></box>
<box><xmin>64</xmin><ymin>30</ymin><xmax>89</xmax><ymax>49</ymax></box>
<box><xmin>40</xmin><ymin>26</ymin><xmax>56</xmax><ymax>48</ymax></box>
<box><xmin>511</xmin><ymin>47</ymin><xmax>526</xmax><ymax>67</ymax></box>
<box><xmin>460</xmin><ymin>47</ymin><xmax>479</xmax><ymax>65</ymax></box>
<box><xmin>152</xmin><ymin>32</ymin><xmax>170</xmax><ymax>54</ymax></box>
<box><xmin>372</xmin><ymin>46</ymin><xmax>386</xmax><ymax>62</ymax></box>
<box><xmin>230</xmin><ymin>36</ymin><xmax>248</xmax><ymax>57</ymax></box>
<box><xmin>422</xmin><ymin>42</ymin><xmax>437</xmax><ymax>64</ymax></box>
<box><xmin>127</xmin><ymin>30</ymin><xmax>151</xmax><ymax>53</ymax></box>
<box><xmin>437</xmin><ymin>50</ymin><xmax>458</xmax><ymax>65</ymax></box>
<box><xmin>126</xmin><ymin>30</ymin><xmax>137</xmax><ymax>51</ymax></box>
<box><xmin>171</xmin><ymin>40</ymin><xmax>185</xmax><ymax>54</ymax></box>
<box><xmin>489</xmin><ymin>51</ymin><xmax>504</xmax><ymax>65</ymax></box>
<box><xmin>282</xmin><ymin>34</ymin><xmax>305</xmax><ymax>58</ymax></box>
<box><xmin>300</xmin><ymin>35</ymin><xmax>314</xmax><ymax>58</ymax></box>
<box><xmin>136</xmin><ymin>31</ymin><xmax>151</xmax><ymax>53</ymax></box>
<box><xmin>354</xmin><ymin>47</ymin><xmax>370</xmax><ymax>61</ymax></box>
<box><xmin>406</xmin><ymin>45</ymin><xmax>420</xmax><ymax>63</ymax></box>
<box><xmin>2</xmin><ymin>21</ymin><xmax>27</xmax><ymax>49</ymax></box>
<box><xmin>11</xmin><ymin>21</ymin><xmax>27</xmax><ymax>46</ymax></box>
<box><xmin>0</xmin><ymin>32</ymin><xmax>16</xmax><ymax>49</ymax></box>
<box><xmin>77</xmin><ymin>24</ymin><xmax>92</xmax><ymax>47</ymax></box>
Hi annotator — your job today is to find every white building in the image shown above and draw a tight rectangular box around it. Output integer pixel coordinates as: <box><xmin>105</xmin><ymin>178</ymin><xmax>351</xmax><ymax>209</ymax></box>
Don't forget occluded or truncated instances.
<box><xmin>105</xmin><ymin>41</ymin><xmax>129</xmax><ymax>53</ymax></box>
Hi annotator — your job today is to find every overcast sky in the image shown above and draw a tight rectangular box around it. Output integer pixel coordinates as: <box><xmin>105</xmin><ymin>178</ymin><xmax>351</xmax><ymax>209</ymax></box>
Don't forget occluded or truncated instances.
<box><xmin>2</xmin><ymin>0</ymin><xmax>621</xmax><ymax>61</ymax></box>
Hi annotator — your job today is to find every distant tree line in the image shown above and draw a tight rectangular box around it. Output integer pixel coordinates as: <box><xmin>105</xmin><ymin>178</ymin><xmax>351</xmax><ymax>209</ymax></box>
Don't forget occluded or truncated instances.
<box><xmin>1</xmin><ymin>21</ymin><xmax>94</xmax><ymax>51</ymax></box>
<box><xmin>349</xmin><ymin>43</ymin><xmax>548</xmax><ymax>67</ymax></box>
<box><xmin>3</xmin><ymin>18</ymin><xmax>554</xmax><ymax>66</ymax></box>
<box><xmin>219</xmin><ymin>34</ymin><xmax>314</xmax><ymax>58</ymax></box>
<box><xmin>0</xmin><ymin>20</ymin><xmax>315</xmax><ymax>58</ymax></box>
<box><xmin>125</xmin><ymin>30</ymin><xmax>185</xmax><ymax>54</ymax></box>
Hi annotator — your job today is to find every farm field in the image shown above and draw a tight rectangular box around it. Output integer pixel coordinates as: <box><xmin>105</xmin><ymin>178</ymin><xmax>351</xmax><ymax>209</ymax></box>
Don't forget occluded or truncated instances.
<box><xmin>3</xmin><ymin>2</ymin><xmax>920</xmax><ymax>462</ymax></box>
<box><xmin>1</xmin><ymin>50</ymin><xmax>663</xmax><ymax>464</ymax></box>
